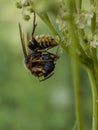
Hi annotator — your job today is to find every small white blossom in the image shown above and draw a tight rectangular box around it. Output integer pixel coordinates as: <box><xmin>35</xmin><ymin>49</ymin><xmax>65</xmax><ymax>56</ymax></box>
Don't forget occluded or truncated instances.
<box><xmin>22</xmin><ymin>0</ymin><xmax>28</xmax><ymax>4</ymax></box>
<box><xmin>56</xmin><ymin>16</ymin><xmax>66</xmax><ymax>31</ymax></box>
<box><xmin>22</xmin><ymin>0</ymin><xmax>27</xmax><ymax>3</ymax></box>
<box><xmin>75</xmin><ymin>11</ymin><xmax>94</xmax><ymax>29</ymax></box>
<box><xmin>90</xmin><ymin>35</ymin><xmax>98</xmax><ymax>48</ymax></box>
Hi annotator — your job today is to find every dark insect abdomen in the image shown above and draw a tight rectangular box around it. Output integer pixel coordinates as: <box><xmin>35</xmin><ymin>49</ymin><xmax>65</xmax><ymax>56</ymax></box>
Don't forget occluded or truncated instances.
<box><xmin>42</xmin><ymin>53</ymin><xmax>55</xmax><ymax>77</ymax></box>
<box><xmin>43</xmin><ymin>62</ymin><xmax>55</xmax><ymax>77</ymax></box>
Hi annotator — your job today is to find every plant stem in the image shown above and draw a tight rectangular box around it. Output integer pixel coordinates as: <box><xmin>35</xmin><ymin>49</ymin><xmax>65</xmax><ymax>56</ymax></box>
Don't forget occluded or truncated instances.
<box><xmin>38</xmin><ymin>13</ymin><xmax>58</xmax><ymax>37</ymax></box>
<box><xmin>38</xmin><ymin>13</ymin><xmax>69</xmax><ymax>53</ymax></box>
<box><xmin>87</xmin><ymin>66</ymin><xmax>98</xmax><ymax>130</ymax></box>
<box><xmin>75</xmin><ymin>0</ymin><xmax>82</xmax><ymax>12</ymax></box>
<box><xmin>72</xmin><ymin>58</ymin><xmax>83</xmax><ymax>130</ymax></box>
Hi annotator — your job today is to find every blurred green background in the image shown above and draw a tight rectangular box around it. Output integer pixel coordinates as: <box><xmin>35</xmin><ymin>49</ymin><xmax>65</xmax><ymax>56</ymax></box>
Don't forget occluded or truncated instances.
<box><xmin>0</xmin><ymin>1</ymin><xmax>92</xmax><ymax>130</ymax></box>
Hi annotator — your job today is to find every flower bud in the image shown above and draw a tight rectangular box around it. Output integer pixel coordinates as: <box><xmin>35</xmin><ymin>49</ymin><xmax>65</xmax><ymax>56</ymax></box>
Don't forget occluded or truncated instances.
<box><xmin>16</xmin><ymin>1</ymin><xmax>22</xmax><ymax>9</ymax></box>
<box><xmin>23</xmin><ymin>14</ymin><xmax>30</xmax><ymax>20</ymax></box>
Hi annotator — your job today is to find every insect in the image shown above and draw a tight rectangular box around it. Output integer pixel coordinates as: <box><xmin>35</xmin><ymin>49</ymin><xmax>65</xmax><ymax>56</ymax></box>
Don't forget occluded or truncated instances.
<box><xmin>27</xmin><ymin>12</ymin><xmax>58</xmax><ymax>51</ymax></box>
<box><xmin>19</xmin><ymin>12</ymin><xmax>59</xmax><ymax>81</ymax></box>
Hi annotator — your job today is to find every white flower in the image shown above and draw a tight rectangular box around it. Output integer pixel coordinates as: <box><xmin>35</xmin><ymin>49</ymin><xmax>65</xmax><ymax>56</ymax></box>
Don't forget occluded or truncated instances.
<box><xmin>75</xmin><ymin>11</ymin><xmax>94</xmax><ymax>29</ymax></box>
<box><xmin>22</xmin><ymin>0</ymin><xmax>28</xmax><ymax>4</ymax></box>
<box><xmin>90</xmin><ymin>35</ymin><xmax>98</xmax><ymax>48</ymax></box>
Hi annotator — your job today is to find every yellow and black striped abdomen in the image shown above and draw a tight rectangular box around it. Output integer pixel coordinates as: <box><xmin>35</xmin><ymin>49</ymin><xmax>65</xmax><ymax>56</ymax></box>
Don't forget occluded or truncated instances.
<box><xmin>35</xmin><ymin>35</ymin><xmax>58</xmax><ymax>49</ymax></box>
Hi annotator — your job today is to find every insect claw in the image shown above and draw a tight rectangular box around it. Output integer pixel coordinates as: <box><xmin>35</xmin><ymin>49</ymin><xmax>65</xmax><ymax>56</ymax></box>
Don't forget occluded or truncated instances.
<box><xmin>39</xmin><ymin>73</ymin><xmax>54</xmax><ymax>82</ymax></box>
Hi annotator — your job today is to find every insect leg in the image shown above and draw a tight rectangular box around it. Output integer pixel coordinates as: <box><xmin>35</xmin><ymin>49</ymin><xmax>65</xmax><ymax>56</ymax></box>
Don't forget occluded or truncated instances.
<box><xmin>37</xmin><ymin>49</ymin><xmax>59</xmax><ymax>60</ymax></box>
<box><xmin>32</xmin><ymin>12</ymin><xmax>37</xmax><ymax>37</ymax></box>
<box><xmin>19</xmin><ymin>23</ymin><xmax>27</xmax><ymax>58</ymax></box>
<box><xmin>31</xmin><ymin>59</ymin><xmax>53</xmax><ymax>63</ymax></box>
<box><xmin>45</xmin><ymin>44</ymin><xmax>58</xmax><ymax>50</ymax></box>
<box><xmin>28</xmin><ymin>56</ymin><xmax>53</xmax><ymax>63</ymax></box>
<box><xmin>39</xmin><ymin>73</ymin><xmax>54</xmax><ymax>82</ymax></box>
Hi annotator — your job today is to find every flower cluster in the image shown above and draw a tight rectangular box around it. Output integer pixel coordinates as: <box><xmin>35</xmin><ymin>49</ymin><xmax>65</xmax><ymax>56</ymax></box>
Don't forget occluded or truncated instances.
<box><xmin>56</xmin><ymin>2</ymin><xmax>98</xmax><ymax>48</ymax></box>
<box><xmin>16</xmin><ymin>0</ymin><xmax>33</xmax><ymax>20</ymax></box>
<box><xmin>16</xmin><ymin>0</ymin><xmax>59</xmax><ymax>20</ymax></box>
<box><xmin>74</xmin><ymin>11</ymin><xmax>94</xmax><ymax>29</ymax></box>
<box><xmin>16</xmin><ymin>0</ymin><xmax>98</xmax><ymax>66</ymax></box>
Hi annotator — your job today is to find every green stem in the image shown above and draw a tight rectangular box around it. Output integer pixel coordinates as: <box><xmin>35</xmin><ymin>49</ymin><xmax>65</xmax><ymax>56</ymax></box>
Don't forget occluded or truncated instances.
<box><xmin>75</xmin><ymin>0</ymin><xmax>82</xmax><ymax>12</ymax></box>
<box><xmin>38</xmin><ymin>13</ymin><xmax>69</xmax><ymax>53</ymax></box>
<box><xmin>68</xmin><ymin>20</ymin><xmax>93</xmax><ymax>66</ymax></box>
<box><xmin>87</xmin><ymin>66</ymin><xmax>98</xmax><ymax>130</ymax></box>
<box><xmin>91</xmin><ymin>13</ymin><xmax>96</xmax><ymax>33</ymax></box>
<box><xmin>38</xmin><ymin>13</ymin><xmax>58</xmax><ymax>37</ymax></box>
<box><xmin>72</xmin><ymin>59</ymin><xmax>83</xmax><ymax>130</ymax></box>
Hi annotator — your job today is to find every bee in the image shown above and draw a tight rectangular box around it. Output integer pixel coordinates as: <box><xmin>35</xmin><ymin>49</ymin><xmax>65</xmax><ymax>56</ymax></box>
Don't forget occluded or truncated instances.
<box><xmin>18</xmin><ymin>12</ymin><xmax>59</xmax><ymax>81</ymax></box>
